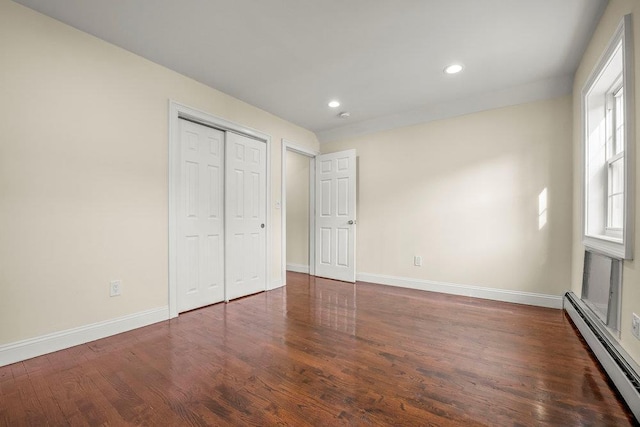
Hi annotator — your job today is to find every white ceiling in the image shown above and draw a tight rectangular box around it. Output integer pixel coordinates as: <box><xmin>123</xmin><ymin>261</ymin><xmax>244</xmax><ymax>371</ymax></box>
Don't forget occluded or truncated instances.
<box><xmin>14</xmin><ymin>0</ymin><xmax>607</xmax><ymax>142</ymax></box>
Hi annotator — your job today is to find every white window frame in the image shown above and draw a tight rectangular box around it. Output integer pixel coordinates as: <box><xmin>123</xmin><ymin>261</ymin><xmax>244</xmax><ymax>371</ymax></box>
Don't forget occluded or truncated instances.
<box><xmin>582</xmin><ymin>14</ymin><xmax>635</xmax><ymax>260</ymax></box>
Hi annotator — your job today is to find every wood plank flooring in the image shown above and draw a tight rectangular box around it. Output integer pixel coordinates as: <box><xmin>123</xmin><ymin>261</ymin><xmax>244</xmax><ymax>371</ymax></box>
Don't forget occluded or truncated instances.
<box><xmin>0</xmin><ymin>272</ymin><xmax>637</xmax><ymax>426</ymax></box>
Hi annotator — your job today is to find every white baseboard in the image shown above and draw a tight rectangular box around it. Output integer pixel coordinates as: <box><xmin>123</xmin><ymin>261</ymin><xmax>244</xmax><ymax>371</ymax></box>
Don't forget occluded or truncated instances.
<box><xmin>0</xmin><ymin>306</ymin><xmax>169</xmax><ymax>367</ymax></box>
<box><xmin>356</xmin><ymin>273</ymin><xmax>563</xmax><ymax>309</ymax></box>
<box><xmin>286</xmin><ymin>263</ymin><xmax>310</xmax><ymax>274</ymax></box>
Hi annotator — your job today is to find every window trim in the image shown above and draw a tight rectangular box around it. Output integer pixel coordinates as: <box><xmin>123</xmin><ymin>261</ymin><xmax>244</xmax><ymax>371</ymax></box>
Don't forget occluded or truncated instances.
<box><xmin>582</xmin><ymin>14</ymin><xmax>635</xmax><ymax>260</ymax></box>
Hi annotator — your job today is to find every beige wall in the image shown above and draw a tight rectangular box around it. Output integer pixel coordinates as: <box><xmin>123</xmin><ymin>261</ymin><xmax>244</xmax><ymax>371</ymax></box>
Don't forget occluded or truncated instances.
<box><xmin>322</xmin><ymin>96</ymin><xmax>573</xmax><ymax>296</ymax></box>
<box><xmin>571</xmin><ymin>0</ymin><xmax>640</xmax><ymax>363</ymax></box>
<box><xmin>0</xmin><ymin>0</ymin><xmax>318</xmax><ymax>345</ymax></box>
<box><xmin>286</xmin><ymin>151</ymin><xmax>310</xmax><ymax>267</ymax></box>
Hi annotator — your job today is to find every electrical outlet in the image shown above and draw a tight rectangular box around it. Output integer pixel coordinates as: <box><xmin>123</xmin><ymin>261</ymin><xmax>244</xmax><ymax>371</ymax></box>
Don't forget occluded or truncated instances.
<box><xmin>110</xmin><ymin>280</ymin><xmax>122</xmax><ymax>297</ymax></box>
<box><xmin>414</xmin><ymin>256</ymin><xmax>422</xmax><ymax>267</ymax></box>
<box><xmin>632</xmin><ymin>313</ymin><xmax>640</xmax><ymax>340</ymax></box>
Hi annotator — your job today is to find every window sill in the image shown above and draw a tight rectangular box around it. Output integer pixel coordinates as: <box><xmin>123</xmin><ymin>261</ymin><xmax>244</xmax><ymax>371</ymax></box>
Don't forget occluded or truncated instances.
<box><xmin>584</xmin><ymin>234</ymin><xmax>630</xmax><ymax>260</ymax></box>
<box><xmin>592</xmin><ymin>233</ymin><xmax>623</xmax><ymax>244</ymax></box>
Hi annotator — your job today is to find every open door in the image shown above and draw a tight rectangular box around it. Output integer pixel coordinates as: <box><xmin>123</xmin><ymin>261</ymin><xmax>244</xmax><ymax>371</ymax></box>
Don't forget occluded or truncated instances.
<box><xmin>314</xmin><ymin>149</ymin><xmax>356</xmax><ymax>282</ymax></box>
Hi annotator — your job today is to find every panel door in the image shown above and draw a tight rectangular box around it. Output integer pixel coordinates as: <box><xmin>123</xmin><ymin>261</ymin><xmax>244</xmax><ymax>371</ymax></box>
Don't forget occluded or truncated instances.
<box><xmin>315</xmin><ymin>149</ymin><xmax>357</xmax><ymax>282</ymax></box>
<box><xmin>177</xmin><ymin>119</ymin><xmax>225</xmax><ymax>312</ymax></box>
<box><xmin>225</xmin><ymin>132</ymin><xmax>267</xmax><ymax>300</ymax></box>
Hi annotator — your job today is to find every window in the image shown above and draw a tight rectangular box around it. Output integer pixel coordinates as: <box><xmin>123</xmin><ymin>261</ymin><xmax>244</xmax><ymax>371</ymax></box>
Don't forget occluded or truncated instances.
<box><xmin>582</xmin><ymin>14</ymin><xmax>634</xmax><ymax>260</ymax></box>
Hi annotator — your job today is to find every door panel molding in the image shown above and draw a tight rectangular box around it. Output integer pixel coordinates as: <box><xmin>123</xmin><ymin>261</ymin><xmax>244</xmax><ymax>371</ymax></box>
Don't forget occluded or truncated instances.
<box><xmin>169</xmin><ymin>100</ymin><xmax>271</xmax><ymax>318</ymax></box>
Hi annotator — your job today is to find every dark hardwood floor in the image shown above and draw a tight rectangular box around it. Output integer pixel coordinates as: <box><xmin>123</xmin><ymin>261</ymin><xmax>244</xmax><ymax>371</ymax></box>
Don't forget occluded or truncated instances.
<box><xmin>0</xmin><ymin>272</ymin><xmax>637</xmax><ymax>426</ymax></box>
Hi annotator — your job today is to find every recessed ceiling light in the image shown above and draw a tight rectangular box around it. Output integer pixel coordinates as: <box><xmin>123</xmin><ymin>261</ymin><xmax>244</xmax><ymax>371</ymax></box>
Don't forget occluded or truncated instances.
<box><xmin>444</xmin><ymin>64</ymin><xmax>463</xmax><ymax>74</ymax></box>
<box><xmin>328</xmin><ymin>100</ymin><xmax>340</xmax><ymax>108</ymax></box>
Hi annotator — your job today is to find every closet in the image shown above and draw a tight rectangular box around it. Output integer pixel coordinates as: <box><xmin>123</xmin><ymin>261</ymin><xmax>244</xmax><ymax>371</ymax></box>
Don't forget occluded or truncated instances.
<box><xmin>176</xmin><ymin>118</ymin><xmax>266</xmax><ymax>312</ymax></box>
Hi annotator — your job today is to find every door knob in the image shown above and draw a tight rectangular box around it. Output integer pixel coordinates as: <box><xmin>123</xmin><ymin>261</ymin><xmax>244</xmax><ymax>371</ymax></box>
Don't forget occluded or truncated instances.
<box><xmin>348</xmin><ymin>220</ymin><xmax>356</xmax><ymax>225</ymax></box>
<box><xmin>261</xmin><ymin>223</ymin><xmax>265</xmax><ymax>228</ymax></box>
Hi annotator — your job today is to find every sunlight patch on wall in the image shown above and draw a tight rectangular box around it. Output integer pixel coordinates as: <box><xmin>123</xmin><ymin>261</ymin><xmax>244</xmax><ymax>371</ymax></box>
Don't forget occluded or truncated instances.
<box><xmin>538</xmin><ymin>188</ymin><xmax>548</xmax><ymax>230</ymax></box>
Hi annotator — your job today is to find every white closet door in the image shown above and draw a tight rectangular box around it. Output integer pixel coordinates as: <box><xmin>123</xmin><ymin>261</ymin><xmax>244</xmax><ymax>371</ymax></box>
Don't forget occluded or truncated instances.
<box><xmin>315</xmin><ymin>149</ymin><xmax>357</xmax><ymax>282</ymax></box>
<box><xmin>177</xmin><ymin>119</ymin><xmax>225</xmax><ymax>312</ymax></box>
<box><xmin>225</xmin><ymin>132</ymin><xmax>267</xmax><ymax>300</ymax></box>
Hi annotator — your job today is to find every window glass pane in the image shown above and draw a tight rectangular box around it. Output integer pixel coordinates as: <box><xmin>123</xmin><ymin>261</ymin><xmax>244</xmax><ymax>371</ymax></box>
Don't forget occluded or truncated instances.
<box><xmin>610</xmin><ymin>193</ymin><xmax>624</xmax><ymax>229</ymax></box>
<box><xmin>615</xmin><ymin>89</ymin><xmax>624</xmax><ymax>155</ymax></box>
<box><xmin>608</xmin><ymin>157</ymin><xmax>624</xmax><ymax>229</ymax></box>
<box><xmin>606</xmin><ymin>94</ymin><xmax>614</xmax><ymax>158</ymax></box>
<box><xmin>610</xmin><ymin>156</ymin><xmax>624</xmax><ymax>194</ymax></box>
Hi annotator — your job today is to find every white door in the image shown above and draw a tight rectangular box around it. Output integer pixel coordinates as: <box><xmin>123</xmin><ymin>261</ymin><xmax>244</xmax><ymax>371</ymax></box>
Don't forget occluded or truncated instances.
<box><xmin>177</xmin><ymin>119</ymin><xmax>225</xmax><ymax>312</ymax></box>
<box><xmin>315</xmin><ymin>149</ymin><xmax>357</xmax><ymax>282</ymax></box>
<box><xmin>225</xmin><ymin>132</ymin><xmax>267</xmax><ymax>300</ymax></box>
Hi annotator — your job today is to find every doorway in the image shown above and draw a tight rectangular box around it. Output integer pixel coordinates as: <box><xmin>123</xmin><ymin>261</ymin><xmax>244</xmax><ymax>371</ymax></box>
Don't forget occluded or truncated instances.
<box><xmin>282</xmin><ymin>142</ymin><xmax>358</xmax><ymax>285</ymax></box>
<box><xmin>286</xmin><ymin>150</ymin><xmax>311</xmax><ymax>274</ymax></box>
<box><xmin>281</xmin><ymin>140</ymin><xmax>318</xmax><ymax>285</ymax></box>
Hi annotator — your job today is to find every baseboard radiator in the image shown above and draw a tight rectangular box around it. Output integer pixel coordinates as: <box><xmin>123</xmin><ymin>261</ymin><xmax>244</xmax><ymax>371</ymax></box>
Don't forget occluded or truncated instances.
<box><xmin>564</xmin><ymin>292</ymin><xmax>640</xmax><ymax>420</ymax></box>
